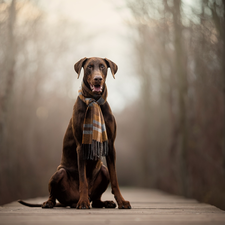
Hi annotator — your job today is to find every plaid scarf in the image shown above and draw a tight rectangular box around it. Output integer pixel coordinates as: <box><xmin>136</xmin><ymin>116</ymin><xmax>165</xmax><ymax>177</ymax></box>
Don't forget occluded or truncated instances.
<box><xmin>78</xmin><ymin>82</ymin><xmax>108</xmax><ymax>160</ymax></box>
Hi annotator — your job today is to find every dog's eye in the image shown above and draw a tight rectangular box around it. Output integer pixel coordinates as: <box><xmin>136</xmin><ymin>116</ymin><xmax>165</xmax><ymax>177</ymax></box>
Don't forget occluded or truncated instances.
<box><xmin>100</xmin><ymin>65</ymin><xmax>105</xmax><ymax>69</ymax></box>
<box><xmin>87</xmin><ymin>65</ymin><xmax>93</xmax><ymax>69</ymax></box>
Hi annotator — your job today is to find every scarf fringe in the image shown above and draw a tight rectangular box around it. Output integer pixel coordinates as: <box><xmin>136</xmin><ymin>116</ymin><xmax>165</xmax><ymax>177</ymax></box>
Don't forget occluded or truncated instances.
<box><xmin>82</xmin><ymin>140</ymin><xmax>108</xmax><ymax>160</ymax></box>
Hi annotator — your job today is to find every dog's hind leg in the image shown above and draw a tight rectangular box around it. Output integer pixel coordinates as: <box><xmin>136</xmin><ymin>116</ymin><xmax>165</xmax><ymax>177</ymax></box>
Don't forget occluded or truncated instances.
<box><xmin>42</xmin><ymin>168</ymin><xmax>68</xmax><ymax>208</ymax></box>
<box><xmin>90</xmin><ymin>165</ymin><xmax>116</xmax><ymax>208</ymax></box>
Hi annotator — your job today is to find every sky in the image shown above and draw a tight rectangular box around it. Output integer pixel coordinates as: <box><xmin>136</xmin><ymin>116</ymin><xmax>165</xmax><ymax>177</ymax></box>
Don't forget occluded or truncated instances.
<box><xmin>16</xmin><ymin>0</ymin><xmax>200</xmax><ymax>113</ymax></box>
<box><xmin>38</xmin><ymin>0</ymin><xmax>140</xmax><ymax>113</ymax></box>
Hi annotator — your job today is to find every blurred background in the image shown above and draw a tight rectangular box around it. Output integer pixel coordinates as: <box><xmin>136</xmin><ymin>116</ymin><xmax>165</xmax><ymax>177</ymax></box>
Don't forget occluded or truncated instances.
<box><xmin>0</xmin><ymin>0</ymin><xmax>225</xmax><ymax>210</ymax></box>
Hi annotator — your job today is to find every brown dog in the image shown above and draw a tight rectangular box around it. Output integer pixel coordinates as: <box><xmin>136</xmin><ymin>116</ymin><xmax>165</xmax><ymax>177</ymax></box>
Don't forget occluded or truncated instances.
<box><xmin>19</xmin><ymin>57</ymin><xmax>131</xmax><ymax>209</ymax></box>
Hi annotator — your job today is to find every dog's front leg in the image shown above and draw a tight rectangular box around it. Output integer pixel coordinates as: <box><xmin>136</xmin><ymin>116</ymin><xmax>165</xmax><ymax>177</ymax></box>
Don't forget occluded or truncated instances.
<box><xmin>106</xmin><ymin>144</ymin><xmax>131</xmax><ymax>209</ymax></box>
<box><xmin>76</xmin><ymin>145</ymin><xmax>90</xmax><ymax>209</ymax></box>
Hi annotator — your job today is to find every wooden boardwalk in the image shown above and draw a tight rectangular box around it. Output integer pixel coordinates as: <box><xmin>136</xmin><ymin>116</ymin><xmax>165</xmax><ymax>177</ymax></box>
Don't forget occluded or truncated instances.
<box><xmin>0</xmin><ymin>188</ymin><xmax>225</xmax><ymax>225</ymax></box>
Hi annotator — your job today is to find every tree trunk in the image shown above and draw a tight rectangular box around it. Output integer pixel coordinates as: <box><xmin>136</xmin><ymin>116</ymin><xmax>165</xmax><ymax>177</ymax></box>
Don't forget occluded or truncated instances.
<box><xmin>209</xmin><ymin>0</ymin><xmax>225</xmax><ymax>179</ymax></box>
<box><xmin>0</xmin><ymin>0</ymin><xmax>16</xmax><ymax>145</ymax></box>
<box><xmin>223</xmin><ymin>2</ymin><xmax>225</xmax><ymax>180</ymax></box>
<box><xmin>138</xmin><ymin>24</ymin><xmax>153</xmax><ymax>187</ymax></box>
<box><xmin>172</xmin><ymin>0</ymin><xmax>189</xmax><ymax>197</ymax></box>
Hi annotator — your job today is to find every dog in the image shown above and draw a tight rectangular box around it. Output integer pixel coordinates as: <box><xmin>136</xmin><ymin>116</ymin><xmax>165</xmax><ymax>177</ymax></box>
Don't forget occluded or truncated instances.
<box><xmin>19</xmin><ymin>57</ymin><xmax>131</xmax><ymax>209</ymax></box>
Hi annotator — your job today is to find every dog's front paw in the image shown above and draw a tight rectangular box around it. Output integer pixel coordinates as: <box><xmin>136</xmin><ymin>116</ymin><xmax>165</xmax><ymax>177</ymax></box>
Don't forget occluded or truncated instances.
<box><xmin>104</xmin><ymin>200</ymin><xmax>117</xmax><ymax>208</ymax></box>
<box><xmin>42</xmin><ymin>200</ymin><xmax>55</xmax><ymax>208</ymax></box>
<box><xmin>92</xmin><ymin>200</ymin><xmax>116</xmax><ymax>208</ymax></box>
<box><xmin>117</xmin><ymin>200</ymin><xmax>131</xmax><ymax>209</ymax></box>
<box><xmin>76</xmin><ymin>198</ymin><xmax>90</xmax><ymax>209</ymax></box>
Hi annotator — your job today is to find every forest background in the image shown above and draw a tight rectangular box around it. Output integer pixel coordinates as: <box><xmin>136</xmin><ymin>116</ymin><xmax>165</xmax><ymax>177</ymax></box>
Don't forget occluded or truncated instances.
<box><xmin>0</xmin><ymin>0</ymin><xmax>224</xmax><ymax>210</ymax></box>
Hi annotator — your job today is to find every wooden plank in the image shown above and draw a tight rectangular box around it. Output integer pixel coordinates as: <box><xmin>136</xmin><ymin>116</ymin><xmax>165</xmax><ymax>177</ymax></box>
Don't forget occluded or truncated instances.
<box><xmin>0</xmin><ymin>188</ymin><xmax>225</xmax><ymax>225</ymax></box>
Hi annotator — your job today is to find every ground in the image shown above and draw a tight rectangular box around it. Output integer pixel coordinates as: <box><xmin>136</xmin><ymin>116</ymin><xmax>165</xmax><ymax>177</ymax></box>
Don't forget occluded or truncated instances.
<box><xmin>0</xmin><ymin>188</ymin><xmax>225</xmax><ymax>225</ymax></box>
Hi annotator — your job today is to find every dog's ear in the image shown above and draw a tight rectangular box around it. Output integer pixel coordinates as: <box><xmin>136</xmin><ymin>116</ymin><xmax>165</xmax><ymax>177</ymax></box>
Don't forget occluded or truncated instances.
<box><xmin>104</xmin><ymin>58</ymin><xmax>118</xmax><ymax>79</ymax></box>
<box><xmin>74</xmin><ymin>57</ymin><xmax>87</xmax><ymax>79</ymax></box>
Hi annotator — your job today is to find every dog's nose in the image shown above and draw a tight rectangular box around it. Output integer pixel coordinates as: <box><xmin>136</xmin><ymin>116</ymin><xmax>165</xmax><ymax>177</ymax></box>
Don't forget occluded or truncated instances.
<box><xmin>94</xmin><ymin>76</ymin><xmax>103</xmax><ymax>82</ymax></box>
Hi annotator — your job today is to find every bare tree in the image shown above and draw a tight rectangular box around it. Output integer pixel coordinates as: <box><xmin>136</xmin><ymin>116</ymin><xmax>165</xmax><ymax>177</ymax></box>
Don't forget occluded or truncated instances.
<box><xmin>0</xmin><ymin>0</ymin><xmax>16</xmax><ymax>155</ymax></box>
<box><xmin>0</xmin><ymin>0</ymin><xmax>83</xmax><ymax>204</ymax></box>
<box><xmin>126</xmin><ymin>0</ymin><xmax>225</xmax><ymax>209</ymax></box>
<box><xmin>207</xmin><ymin>0</ymin><xmax>225</xmax><ymax>178</ymax></box>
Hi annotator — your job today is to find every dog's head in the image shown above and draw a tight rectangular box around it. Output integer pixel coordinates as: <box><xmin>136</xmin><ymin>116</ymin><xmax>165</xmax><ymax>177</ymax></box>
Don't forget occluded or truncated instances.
<box><xmin>74</xmin><ymin>57</ymin><xmax>118</xmax><ymax>94</ymax></box>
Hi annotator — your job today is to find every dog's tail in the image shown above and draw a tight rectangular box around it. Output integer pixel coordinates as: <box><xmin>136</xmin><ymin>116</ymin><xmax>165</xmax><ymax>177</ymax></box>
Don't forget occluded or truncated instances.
<box><xmin>18</xmin><ymin>200</ymin><xmax>64</xmax><ymax>207</ymax></box>
<box><xmin>18</xmin><ymin>200</ymin><xmax>42</xmax><ymax>207</ymax></box>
